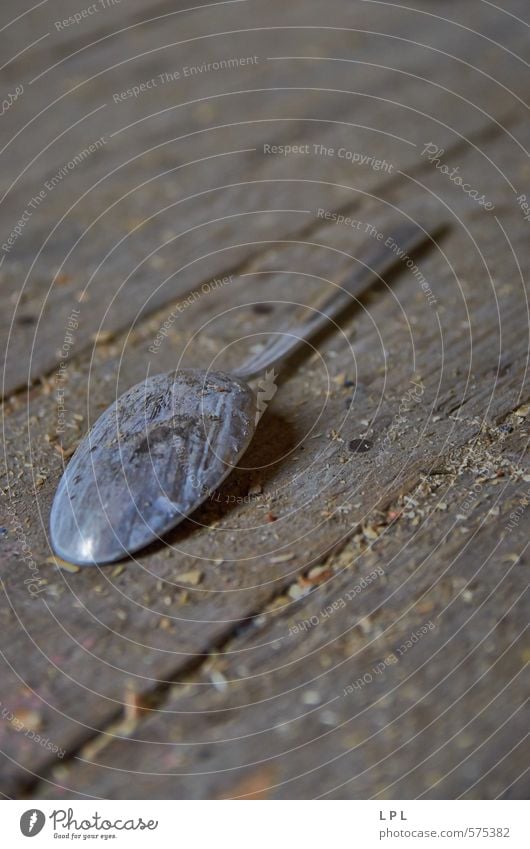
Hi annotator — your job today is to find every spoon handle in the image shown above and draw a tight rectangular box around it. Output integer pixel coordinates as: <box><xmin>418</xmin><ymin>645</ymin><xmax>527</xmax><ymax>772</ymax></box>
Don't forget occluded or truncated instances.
<box><xmin>233</xmin><ymin>219</ymin><xmax>443</xmax><ymax>382</ymax></box>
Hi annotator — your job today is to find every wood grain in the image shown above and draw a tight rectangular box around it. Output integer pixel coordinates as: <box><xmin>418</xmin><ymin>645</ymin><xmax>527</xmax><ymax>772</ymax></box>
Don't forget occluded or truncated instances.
<box><xmin>0</xmin><ymin>0</ymin><xmax>528</xmax><ymax>800</ymax></box>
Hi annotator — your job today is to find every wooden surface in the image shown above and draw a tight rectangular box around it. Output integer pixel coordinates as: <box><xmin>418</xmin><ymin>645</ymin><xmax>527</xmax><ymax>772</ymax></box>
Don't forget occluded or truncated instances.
<box><xmin>0</xmin><ymin>0</ymin><xmax>528</xmax><ymax>799</ymax></box>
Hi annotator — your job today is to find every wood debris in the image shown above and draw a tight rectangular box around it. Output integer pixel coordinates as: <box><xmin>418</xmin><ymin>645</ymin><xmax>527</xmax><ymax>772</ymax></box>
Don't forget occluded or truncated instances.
<box><xmin>45</xmin><ymin>555</ymin><xmax>80</xmax><ymax>573</ymax></box>
<box><xmin>176</xmin><ymin>569</ymin><xmax>202</xmax><ymax>585</ymax></box>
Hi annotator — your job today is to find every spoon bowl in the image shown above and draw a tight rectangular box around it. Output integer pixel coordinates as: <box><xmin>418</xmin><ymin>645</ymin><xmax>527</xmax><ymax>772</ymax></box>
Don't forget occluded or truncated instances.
<box><xmin>50</xmin><ymin>369</ymin><xmax>257</xmax><ymax>566</ymax></box>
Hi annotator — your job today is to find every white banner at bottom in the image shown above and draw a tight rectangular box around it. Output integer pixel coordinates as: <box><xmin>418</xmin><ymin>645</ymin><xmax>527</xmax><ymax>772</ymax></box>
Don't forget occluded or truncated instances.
<box><xmin>3</xmin><ymin>800</ymin><xmax>527</xmax><ymax>848</ymax></box>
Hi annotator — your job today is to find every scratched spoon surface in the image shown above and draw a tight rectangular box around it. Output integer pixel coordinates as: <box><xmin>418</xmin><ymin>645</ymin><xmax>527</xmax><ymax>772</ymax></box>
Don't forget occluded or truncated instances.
<box><xmin>50</xmin><ymin>220</ymin><xmax>441</xmax><ymax>565</ymax></box>
<box><xmin>50</xmin><ymin>370</ymin><xmax>256</xmax><ymax>565</ymax></box>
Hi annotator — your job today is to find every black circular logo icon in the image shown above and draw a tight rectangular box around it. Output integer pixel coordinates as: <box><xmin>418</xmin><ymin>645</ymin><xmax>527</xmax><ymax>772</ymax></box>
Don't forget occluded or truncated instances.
<box><xmin>20</xmin><ymin>810</ymin><xmax>46</xmax><ymax>837</ymax></box>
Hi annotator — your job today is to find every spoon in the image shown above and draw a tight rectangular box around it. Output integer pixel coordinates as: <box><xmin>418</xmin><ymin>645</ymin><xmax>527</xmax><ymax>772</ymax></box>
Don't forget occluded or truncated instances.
<box><xmin>50</xmin><ymin>220</ymin><xmax>440</xmax><ymax>565</ymax></box>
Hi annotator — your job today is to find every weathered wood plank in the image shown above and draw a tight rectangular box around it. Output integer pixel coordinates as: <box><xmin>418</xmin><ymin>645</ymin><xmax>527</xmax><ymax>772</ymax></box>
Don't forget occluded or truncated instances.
<box><xmin>1</xmin><ymin>0</ymin><xmax>528</xmax><ymax>396</ymax></box>
<box><xmin>29</xmin><ymin>425</ymin><xmax>530</xmax><ymax>799</ymax></box>
<box><xmin>1</xmin><ymin>193</ymin><xmax>528</xmax><ymax>795</ymax></box>
<box><xmin>0</xmin><ymin>0</ymin><xmax>529</xmax><ymax>800</ymax></box>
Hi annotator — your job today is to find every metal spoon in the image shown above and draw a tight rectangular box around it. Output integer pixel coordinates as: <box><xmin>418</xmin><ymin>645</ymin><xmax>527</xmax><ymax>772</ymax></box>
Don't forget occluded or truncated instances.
<box><xmin>50</xmin><ymin>220</ymin><xmax>439</xmax><ymax>565</ymax></box>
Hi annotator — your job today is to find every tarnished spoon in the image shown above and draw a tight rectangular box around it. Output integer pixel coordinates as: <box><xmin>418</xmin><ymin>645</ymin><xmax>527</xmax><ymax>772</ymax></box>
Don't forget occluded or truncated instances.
<box><xmin>50</xmin><ymin>220</ymin><xmax>439</xmax><ymax>565</ymax></box>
